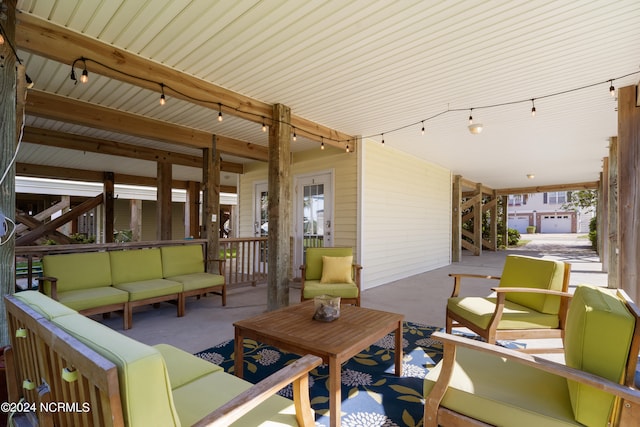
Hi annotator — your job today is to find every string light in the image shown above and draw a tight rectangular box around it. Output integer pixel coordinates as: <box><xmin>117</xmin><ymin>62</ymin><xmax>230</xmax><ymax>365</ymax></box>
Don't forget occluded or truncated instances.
<box><xmin>292</xmin><ymin>129</ymin><xmax>297</xmax><ymax>141</ymax></box>
<box><xmin>381</xmin><ymin>133</ymin><xmax>385</xmax><ymax>145</ymax></box>
<box><xmin>80</xmin><ymin>63</ymin><xmax>89</xmax><ymax>83</ymax></box>
<box><xmin>159</xmin><ymin>83</ymin><xmax>166</xmax><ymax>105</ymax></box>
<box><xmin>530</xmin><ymin>99</ymin><xmax>536</xmax><ymax>117</ymax></box>
<box><xmin>345</xmin><ymin>143</ymin><xmax>349</xmax><ymax>153</ymax></box>
<box><xmin>218</xmin><ymin>103</ymin><xmax>223</xmax><ymax>122</ymax></box>
<box><xmin>320</xmin><ymin>137</ymin><xmax>325</xmax><ymax>150</ymax></box>
<box><xmin>66</xmin><ymin>55</ymin><xmax>640</xmax><ymax>149</ymax></box>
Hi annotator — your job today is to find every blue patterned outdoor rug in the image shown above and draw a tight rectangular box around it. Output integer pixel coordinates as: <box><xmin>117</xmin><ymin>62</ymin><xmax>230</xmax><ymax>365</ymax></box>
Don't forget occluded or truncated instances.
<box><xmin>195</xmin><ymin>322</ymin><xmax>522</xmax><ymax>427</ymax></box>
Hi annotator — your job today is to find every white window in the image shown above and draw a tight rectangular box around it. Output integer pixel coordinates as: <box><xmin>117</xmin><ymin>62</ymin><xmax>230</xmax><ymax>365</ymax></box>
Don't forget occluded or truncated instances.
<box><xmin>546</xmin><ymin>192</ymin><xmax>567</xmax><ymax>205</ymax></box>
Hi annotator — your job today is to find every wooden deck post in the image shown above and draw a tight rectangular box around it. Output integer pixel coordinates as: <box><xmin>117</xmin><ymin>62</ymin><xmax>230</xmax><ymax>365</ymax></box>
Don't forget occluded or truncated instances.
<box><xmin>617</xmin><ymin>85</ymin><xmax>640</xmax><ymax>300</ymax></box>
<box><xmin>156</xmin><ymin>162</ymin><xmax>172</xmax><ymax>240</ymax></box>
<box><xmin>473</xmin><ymin>183</ymin><xmax>482</xmax><ymax>256</ymax></box>
<box><xmin>452</xmin><ymin>175</ymin><xmax>461</xmax><ymax>262</ymax></box>
<box><xmin>501</xmin><ymin>195</ymin><xmax>509</xmax><ymax>248</ymax></box>
<box><xmin>130</xmin><ymin>199</ymin><xmax>142</xmax><ymax>241</ymax></box>
<box><xmin>203</xmin><ymin>137</ymin><xmax>221</xmax><ymax>273</ymax></box>
<box><xmin>185</xmin><ymin>181</ymin><xmax>201</xmax><ymax>238</ymax></box>
<box><xmin>0</xmin><ymin>0</ymin><xmax>17</xmax><ymax>345</ymax></box>
<box><xmin>267</xmin><ymin>104</ymin><xmax>291</xmax><ymax>311</ymax></box>
<box><xmin>104</xmin><ymin>172</ymin><xmax>114</xmax><ymax>243</ymax></box>
<box><xmin>607</xmin><ymin>137</ymin><xmax>618</xmax><ymax>288</ymax></box>
<box><xmin>490</xmin><ymin>190</ymin><xmax>498</xmax><ymax>251</ymax></box>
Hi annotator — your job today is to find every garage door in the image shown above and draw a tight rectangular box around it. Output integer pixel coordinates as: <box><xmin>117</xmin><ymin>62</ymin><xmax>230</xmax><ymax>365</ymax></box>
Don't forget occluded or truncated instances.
<box><xmin>509</xmin><ymin>217</ymin><xmax>530</xmax><ymax>234</ymax></box>
<box><xmin>541</xmin><ymin>215</ymin><xmax>572</xmax><ymax>233</ymax></box>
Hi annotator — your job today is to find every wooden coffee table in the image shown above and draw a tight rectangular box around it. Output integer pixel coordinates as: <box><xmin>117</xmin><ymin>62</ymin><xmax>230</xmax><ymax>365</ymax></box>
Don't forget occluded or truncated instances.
<box><xmin>234</xmin><ymin>301</ymin><xmax>404</xmax><ymax>427</ymax></box>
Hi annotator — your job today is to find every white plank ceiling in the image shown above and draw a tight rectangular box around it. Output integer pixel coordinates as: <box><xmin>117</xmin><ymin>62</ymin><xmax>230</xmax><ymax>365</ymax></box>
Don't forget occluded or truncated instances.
<box><xmin>12</xmin><ymin>0</ymin><xmax>640</xmax><ymax>189</ymax></box>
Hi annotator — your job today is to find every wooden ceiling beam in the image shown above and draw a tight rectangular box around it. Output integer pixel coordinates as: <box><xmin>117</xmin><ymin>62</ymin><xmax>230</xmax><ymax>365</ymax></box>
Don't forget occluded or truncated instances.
<box><xmin>16</xmin><ymin>12</ymin><xmax>354</xmax><ymax>151</ymax></box>
<box><xmin>22</xmin><ymin>127</ymin><xmax>244</xmax><ymax>174</ymax></box>
<box><xmin>496</xmin><ymin>181</ymin><xmax>599</xmax><ymax>196</ymax></box>
<box><xmin>16</xmin><ymin>163</ymin><xmax>236</xmax><ymax>194</ymax></box>
<box><xmin>25</xmin><ymin>90</ymin><xmax>268</xmax><ymax>162</ymax></box>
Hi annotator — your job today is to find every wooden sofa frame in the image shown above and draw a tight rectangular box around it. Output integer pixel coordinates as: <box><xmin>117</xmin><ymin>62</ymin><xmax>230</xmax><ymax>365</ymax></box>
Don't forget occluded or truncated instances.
<box><xmin>4</xmin><ymin>294</ymin><xmax>321</xmax><ymax>427</ymax></box>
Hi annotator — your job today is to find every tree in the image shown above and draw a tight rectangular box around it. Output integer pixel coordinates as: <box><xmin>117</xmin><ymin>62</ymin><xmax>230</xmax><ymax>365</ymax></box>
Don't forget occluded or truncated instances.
<box><xmin>561</xmin><ymin>190</ymin><xmax>597</xmax><ymax>214</ymax></box>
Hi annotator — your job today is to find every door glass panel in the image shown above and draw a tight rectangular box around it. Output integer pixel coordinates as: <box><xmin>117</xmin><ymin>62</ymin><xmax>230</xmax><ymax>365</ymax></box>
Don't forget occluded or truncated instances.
<box><xmin>303</xmin><ymin>183</ymin><xmax>324</xmax><ymax>250</ymax></box>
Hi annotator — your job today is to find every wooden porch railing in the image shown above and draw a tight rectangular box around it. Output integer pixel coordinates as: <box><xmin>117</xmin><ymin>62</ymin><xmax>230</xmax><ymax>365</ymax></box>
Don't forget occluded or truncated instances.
<box><xmin>14</xmin><ymin>237</ymin><xmax>269</xmax><ymax>291</ymax></box>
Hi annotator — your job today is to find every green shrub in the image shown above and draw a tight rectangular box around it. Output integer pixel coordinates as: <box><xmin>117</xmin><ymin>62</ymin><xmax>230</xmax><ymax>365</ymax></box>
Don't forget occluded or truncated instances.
<box><xmin>588</xmin><ymin>216</ymin><xmax>597</xmax><ymax>250</ymax></box>
<box><xmin>508</xmin><ymin>228</ymin><xmax>520</xmax><ymax>246</ymax></box>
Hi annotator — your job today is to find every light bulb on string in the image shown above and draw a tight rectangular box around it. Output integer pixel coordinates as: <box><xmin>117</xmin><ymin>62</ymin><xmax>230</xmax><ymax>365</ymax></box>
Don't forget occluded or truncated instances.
<box><xmin>345</xmin><ymin>143</ymin><xmax>350</xmax><ymax>153</ymax></box>
<box><xmin>468</xmin><ymin>109</ymin><xmax>473</xmax><ymax>125</ymax></box>
<box><xmin>381</xmin><ymin>134</ymin><xmax>385</xmax><ymax>145</ymax></box>
<box><xmin>80</xmin><ymin>61</ymin><xmax>89</xmax><ymax>83</ymax></box>
<box><xmin>159</xmin><ymin>83</ymin><xmax>166</xmax><ymax>106</ymax></box>
<box><xmin>292</xmin><ymin>129</ymin><xmax>297</xmax><ymax>141</ymax></box>
<box><xmin>609</xmin><ymin>80</ymin><xmax>615</xmax><ymax>97</ymax></box>
<box><xmin>531</xmin><ymin>99</ymin><xmax>536</xmax><ymax>117</ymax></box>
<box><xmin>261</xmin><ymin>117</ymin><xmax>267</xmax><ymax>132</ymax></box>
<box><xmin>421</xmin><ymin>121</ymin><xmax>425</xmax><ymax>136</ymax></box>
<box><xmin>320</xmin><ymin>137</ymin><xmax>325</xmax><ymax>150</ymax></box>
<box><xmin>217</xmin><ymin>103</ymin><xmax>223</xmax><ymax>122</ymax></box>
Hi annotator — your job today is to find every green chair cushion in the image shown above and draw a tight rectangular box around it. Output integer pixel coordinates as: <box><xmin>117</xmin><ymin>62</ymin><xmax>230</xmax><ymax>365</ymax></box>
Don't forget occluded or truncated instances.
<box><xmin>302</xmin><ymin>280</ymin><xmax>359</xmax><ymax>299</ymax></box>
<box><xmin>114</xmin><ymin>279</ymin><xmax>182</xmax><ymax>302</ymax></box>
<box><xmin>166</xmin><ymin>273</ymin><xmax>224</xmax><ymax>292</ymax></box>
<box><xmin>56</xmin><ymin>287</ymin><xmax>129</xmax><ymax>311</ymax></box>
<box><xmin>564</xmin><ymin>285</ymin><xmax>635</xmax><ymax>427</ymax></box>
<box><xmin>304</xmin><ymin>247</ymin><xmax>353</xmax><ymax>281</ymax></box>
<box><xmin>42</xmin><ymin>252</ymin><xmax>112</xmax><ymax>293</ymax></box>
<box><xmin>499</xmin><ymin>255</ymin><xmax>566</xmax><ymax>314</ymax></box>
<box><xmin>447</xmin><ymin>296</ymin><xmax>560</xmax><ymax>330</ymax></box>
<box><xmin>52</xmin><ymin>314</ymin><xmax>180</xmax><ymax>426</ymax></box>
<box><xmin>110</xmin><ymin>248</ymin><xmax>164</xmax><ymax>285</ymax></box>
<box><xmin>154</xmin><ymin>343</ymin><xmax>222</xmax><ymax>389</ymax></box>
<box><xmin>172</xmin><ymin>370</ymin><xmax>300</xmax><ymax>427</ymax></box>
<box><xmin>161</xmin><ymin>245</ymin><xmax>205</xmax><ymax>278</ymax></box>
<box><xmin>424</xmin><ymin>347</ymin><xmax>578</xmax><ymax>427</ymax></box>
<box><xmin>13</xmin><ymin>290</ymin><xmax>77</xmax><ymax>319</ymax></box>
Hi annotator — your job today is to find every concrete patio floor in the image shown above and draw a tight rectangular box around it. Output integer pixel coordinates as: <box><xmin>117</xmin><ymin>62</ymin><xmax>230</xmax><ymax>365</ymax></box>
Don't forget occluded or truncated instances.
<box><xmin>102</xmin><ymin>233</ymin><xmax>607</xmax><ymax>355</ymax></box>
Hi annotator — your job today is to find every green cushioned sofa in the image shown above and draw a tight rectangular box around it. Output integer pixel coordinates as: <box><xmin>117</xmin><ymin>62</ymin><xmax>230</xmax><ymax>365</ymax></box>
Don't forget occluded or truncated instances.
<box><xmin>38</xmin><ymin>244</ymin><xmax>226</xmax><ymax>329</ymax></box>
<box><xmin>5</xmin><ymin>291</ymin><xmax>321</xmax><ymax>427</ymax></box>
<box><xmin>424</xmin><ymin>285</ymin><xmax>640</xmax><ymax>427</ymax></box>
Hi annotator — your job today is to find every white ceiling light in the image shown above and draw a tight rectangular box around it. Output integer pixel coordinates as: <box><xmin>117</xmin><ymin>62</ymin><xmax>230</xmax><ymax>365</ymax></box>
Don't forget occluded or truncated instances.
<box><xmin>468</xmin><ymin>123</ymin><xmax>483</xmax><ymax>134</ymax></box>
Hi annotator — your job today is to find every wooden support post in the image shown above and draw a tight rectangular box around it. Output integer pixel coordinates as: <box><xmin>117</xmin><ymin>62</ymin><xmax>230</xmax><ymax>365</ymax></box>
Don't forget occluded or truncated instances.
<box><xmin>607</xmin><ymin>137</ymin><xmax>618</xmax><ymax>288</ymax></box>
<box><xmin>490</xmin><ymin>190</ymin><xmax>498</xmax><ymax>251</ymax></box>
<box><xmin>267</xmin><ymin>104</ymin><xmax>291</xmax><ymax>311</ymax></box>
<box><xmin>600</xmin><ymin>162</ymin><xmax>610</xmax><ymax>271</ymax></box>
<box><xmin>617</xmin><ymin>85</ymin><xmax>640</xmax><ymax>300</ymax></box>
<box><xmin>130</xmin><ymin>199</ymin><xmax>142</xmax><ymax>242</ymax></box>
<box><xmin>203</xmin><ymin>138</ymin><xmax>220</xmax><ymax>272</ymax></box>
<box><xmin>156</xmin><ymin>162</ymin><xmax>172</xmax><ymax>240</ymax></box>
<box><xmin>185</xmin><ymin>181</ymin><xmax>201</xmax><ymax>238</ymax></box>
<box><xmin>597</xmin><ymin>172</ymin><xmax>604</xmax><ymax>257</ymax></box>
<box><xmin>473</xmin><ymin>183</ymin><xmax>482</xmax><ymax>256</ymax></box>
<box><xmin>452</xmin><ymin>175</ymin><xmax>462</xmax><ymax>262</ymax></box>
<box><xmin>501</xmin><ymin>195</ymin><xmax>509</xmax><ymax>248</ymax></box>
<box><xmin>103</xmin><ymin>172</ymin><xmax>114</xmax><ymax>243</ymax></box>
<box><xmin>0</xmin><ymin>0</ymin><xmax>17</xmax><ymax>345</ymax></box>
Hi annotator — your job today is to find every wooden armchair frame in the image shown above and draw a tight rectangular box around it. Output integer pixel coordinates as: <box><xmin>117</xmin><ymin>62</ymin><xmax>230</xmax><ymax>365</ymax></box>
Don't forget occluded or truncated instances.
<box><xmin>425</xmin><ymin>288</ymin><xmax>640</xmax><ymax>427</ymax></box>
<box><xmin>446</xmin><ymin>261</ymin><xmax>571</xmax><ymax>352</ymax></box>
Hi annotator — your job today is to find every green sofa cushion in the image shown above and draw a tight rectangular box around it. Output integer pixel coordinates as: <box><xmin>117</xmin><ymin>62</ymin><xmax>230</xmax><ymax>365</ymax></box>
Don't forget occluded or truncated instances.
<box><xmin>52</xmin><ymin>314</ymin><xmax>180</xmax><ymax>426</ymax></box>
<box><xmin>304</xmin><ymin>247</ymin><xmax>353</xmax><ymax>281</ymax></box>
<box><xmin>114</xmin><ymin>279</ymin><xmax>182</xmax><ymax>302</ymax></box>
<box><xmin>564</xmin><ymin>285</ymin><xmax>635</xmax><ymax>427</ymax></box>
<box><xmin>166</xmin><ymin>272</ymin><xmax>224</xmax><ymax>292</ymax></box>
<box><xmin>13</xmin><ymin>290</ymin><xmax>77</xmax><ymax>319</ymax></box>
<box><xmin>161</xmin><ymin>245</ymin><xmax>205</xmax><ymax>277</ymax></box>
<box><xmin>499</xmin><ymin>255</ymin><xmax>565</xmax><ymax>314</ymax></box>
<box><xmin>110</xmin><ymin>248</ymin><xmax>164</xmax><ymax>285</ymax></box>
<box><xmin>56</xmin><ymin>287</ymin><xmax>129</xmax><ymax>311</ymax></box>
<box><xmin>172</xmin><ymin>370</ymin><xmax>300</xmax><ymax>427</ymax></box>
<box><xmin>154</xmin><ymin>343</ymin><xmax>222</xmax><ymax>389</ymax></box>
<box><xmin>42</xmin><ymin>251</ymin><xmax>112</xmax><ymax>293</ymax></box>
<box><xmin>302</xmin><ymin>280</ymin><xmax>359</xmax><ymax>299</ymax></box>
<box><xmin>447</xmin><ymin>296</ymin><xmax>560</xmax><ymax>330</ymax></box>
<box><xmin>424</xmin><ymin>347</ymin><xmax>578</xmax><ymax>427</ymax></box>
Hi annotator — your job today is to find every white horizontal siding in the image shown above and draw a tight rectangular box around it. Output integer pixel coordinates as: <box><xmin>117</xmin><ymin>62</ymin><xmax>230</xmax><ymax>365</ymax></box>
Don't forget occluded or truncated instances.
<box><xmin>360</xmin><ymin>139</ymin><xmax>451</xmax><ymax>289</ymax></box>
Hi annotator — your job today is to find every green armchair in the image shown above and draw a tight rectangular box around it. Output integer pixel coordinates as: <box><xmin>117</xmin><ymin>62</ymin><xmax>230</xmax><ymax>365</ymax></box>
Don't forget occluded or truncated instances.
<box><xmin>299</xmin><ymin>247</ymin><xmax>362</xmax><ymax>306</ymax></box>
<box><xmin>447</xmin><ymin>254</ymin><xmax>571</xmax><ymax>352</ymax></box>
<box><xmin>425</xmin><ymin>285</ymin><xmax>640</xmax><ymax>427</ymax></box>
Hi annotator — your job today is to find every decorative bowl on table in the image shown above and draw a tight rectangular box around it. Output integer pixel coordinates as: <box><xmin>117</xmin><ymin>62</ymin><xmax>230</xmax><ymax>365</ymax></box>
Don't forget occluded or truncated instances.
<box><xmin>313</xmin><ymin>295</ymin><xmax>341</xmax><ymax>322</ymax></box>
